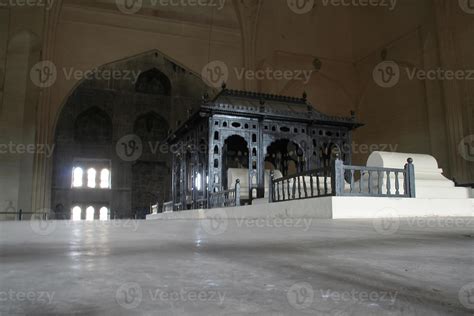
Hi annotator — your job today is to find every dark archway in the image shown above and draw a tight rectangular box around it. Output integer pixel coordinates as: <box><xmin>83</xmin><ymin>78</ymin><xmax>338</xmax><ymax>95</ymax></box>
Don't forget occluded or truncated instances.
<box><xmin>74</xmin><ymin>107</ymin><xmax>112</xmax><ymax>144</ymax></box>
<box><xmin>135</xmin><ymin>68</ymin><xmax>171</xmax><ymax>96</ymax></box>
<box><xmin>51</xmin><ymin>50</ymin><xmax>211</xmax><ymax>219</ymax></box>
<box><xmin>265</xmin><ymin>139</ymin><xmax>304</xmax><ymax>176</ymax></box>
<box><xmin>222</xmin><ymin>135</ymin><xmax>249</xmax><ymax>189</ymax></box>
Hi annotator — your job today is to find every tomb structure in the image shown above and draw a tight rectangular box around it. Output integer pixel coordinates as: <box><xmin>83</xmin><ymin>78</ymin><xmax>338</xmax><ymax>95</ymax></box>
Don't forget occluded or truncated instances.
<box><xmin>166</xmin><ymin>86</ymin><xmax>362</xmax><ymax>210</ymax></box>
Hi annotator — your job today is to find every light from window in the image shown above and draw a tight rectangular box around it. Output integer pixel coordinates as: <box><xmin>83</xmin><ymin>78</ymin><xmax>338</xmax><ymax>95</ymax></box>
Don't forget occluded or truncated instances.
<box><xmin>99</xmin><ymin>207</ymin><xmax>109</xmax><ymax>221</ymax></box>
<box><xmin>195</xmin><ymin>173</ymin><xmax>202</xmax><ymax>191</ymax></box>
<box><xmin>72</xmin><ymin>206</ymin><xmax>82</xmax><ymax>221</ymax></box>
<box><xmin>100</xmin><ymin>169</ymin><xmax>110</xmax><ymax>189</ymax></box>
<box><xmin>86</xmin><ymin>206</ymin><xmax>95</xmax><ymax>221</ymax></box>
<box><xmin>87</xmin><ymin>168</ymin><xmax>96</xmax><ymax>188</ymax></box>
<box><xmin>72</xmin><ymin>167</ymin><xmax>83</xmax><ymax>188</ymax></box>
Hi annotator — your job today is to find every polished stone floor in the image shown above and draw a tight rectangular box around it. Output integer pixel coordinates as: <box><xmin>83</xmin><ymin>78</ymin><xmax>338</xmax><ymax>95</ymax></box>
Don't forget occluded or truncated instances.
<box><xmin>0</xmin><ymin>217</ymin><xmax>473</xmax><ymax>315</ymax></box>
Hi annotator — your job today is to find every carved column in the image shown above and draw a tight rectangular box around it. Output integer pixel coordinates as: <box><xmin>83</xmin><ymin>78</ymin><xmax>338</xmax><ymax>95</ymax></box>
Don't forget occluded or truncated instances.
<box><xmin>31</xmin><ymin>1</ymin><xmax>63</xmax><ymax>212</ymax></box>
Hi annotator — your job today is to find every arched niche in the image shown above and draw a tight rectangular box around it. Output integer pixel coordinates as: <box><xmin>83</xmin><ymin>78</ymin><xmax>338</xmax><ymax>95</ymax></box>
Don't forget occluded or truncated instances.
<box><xmin>222</xmin><ymin>135</ymin><xmax>249</xmax><ymax>189</ymax></box>
<box><xmin>74</xmin><ymin>107</ymin><xmax>112</xmax><ymax>144</ymax></box>
<box><xmin>135</xmin><ymin>68</ymin><xmax>171</xmax><ymax>96</ymax></box>
<box><xmin>133</xmin><ymin>111</ymin><xmax>169</xmax><ymax>148</ymax></box>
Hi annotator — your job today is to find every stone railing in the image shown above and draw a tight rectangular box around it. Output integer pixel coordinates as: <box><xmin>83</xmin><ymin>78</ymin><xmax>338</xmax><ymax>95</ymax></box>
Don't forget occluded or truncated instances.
<box><xmin>209</xmin><ymin>180</ymin><xmax>241</xmax><ymax>209</ymax></box>
<box><xmin>269</xmin><ymin>158</ymin><xmax>415</xmax><ymax>202</ymax></box>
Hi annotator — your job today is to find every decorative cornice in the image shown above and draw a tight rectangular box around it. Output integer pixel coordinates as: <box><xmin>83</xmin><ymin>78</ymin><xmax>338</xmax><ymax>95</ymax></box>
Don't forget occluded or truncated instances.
<box><xmin>219</xmin><ymin>88</ymin><xmax>307</xmax><ymax>104</ymax></box>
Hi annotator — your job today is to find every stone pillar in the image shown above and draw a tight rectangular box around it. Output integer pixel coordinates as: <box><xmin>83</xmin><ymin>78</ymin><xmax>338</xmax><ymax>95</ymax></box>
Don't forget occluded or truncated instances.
<box><xmin>433</xmin><ymin>0</ymin><xmax>471</xmax><ymax>182</ymax></box>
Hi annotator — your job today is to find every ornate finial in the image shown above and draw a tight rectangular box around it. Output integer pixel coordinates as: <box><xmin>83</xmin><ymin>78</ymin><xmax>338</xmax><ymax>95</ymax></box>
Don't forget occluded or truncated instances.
<box><xmin>302</xmin><ymin>91</ymin><xmax>307</xmax><ymax>101</ymax></box>
<box><xmin>407</xmin><ymin>158</ymin><xmax>413</xmax><ymax>164</ymax></box>
<box><xmin>221</xmin><ymin>82</ymin><xmax>227</xmax><ymax>90</ymax></box>
<box><xmin>236</xmin><ymin>179</ymin><xmax>240</xmax><ymax>184</ymax></box>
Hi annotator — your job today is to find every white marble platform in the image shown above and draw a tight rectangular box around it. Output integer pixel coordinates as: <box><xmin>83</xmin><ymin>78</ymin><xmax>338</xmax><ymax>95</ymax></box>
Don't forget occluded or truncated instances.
<box><xmin>147</xmin><ymin>196</ymin><xmax>474</xmax><ymax>220</ymax></box>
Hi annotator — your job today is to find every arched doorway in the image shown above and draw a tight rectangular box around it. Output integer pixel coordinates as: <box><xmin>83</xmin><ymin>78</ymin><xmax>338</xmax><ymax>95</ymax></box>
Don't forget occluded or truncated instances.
<box><xmin>51</xmin><ymin>50</ymin><xmax>211</xmax><ymax>218</ymax></box>
<box><xmin>222</xmin><ymin>135</ymin><xmax>249</xmax><ymax>190</ymax></box>
<box><xmin>265</xmin><ymin>139</ymin><xmax>304</xmax><ymax>176</ymax></box>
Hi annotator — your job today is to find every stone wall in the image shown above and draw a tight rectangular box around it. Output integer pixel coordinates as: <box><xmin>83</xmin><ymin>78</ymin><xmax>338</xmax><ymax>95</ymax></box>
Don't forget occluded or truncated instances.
<box><xmin>51</xmin><ymin>51</ymin><xmax>211</xmax><ymax>218</ymax></box>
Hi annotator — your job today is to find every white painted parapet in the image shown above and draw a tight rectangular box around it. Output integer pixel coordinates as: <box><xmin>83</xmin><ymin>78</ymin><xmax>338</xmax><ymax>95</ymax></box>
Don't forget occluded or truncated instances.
<box><xmin>366</xmin><ymin>151</ymin><xmax>471</xmax><ymax>199</ymax></box>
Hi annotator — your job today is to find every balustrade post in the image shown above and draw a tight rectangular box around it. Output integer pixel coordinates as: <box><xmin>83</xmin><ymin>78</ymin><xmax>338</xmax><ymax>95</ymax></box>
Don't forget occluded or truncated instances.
<box><xmin>235</xmin><ymin>179</ymin><xmax>241</xmax><ymax>206</ymax></box>
<box><xmin>269</xmin><ymin>171</ymin><xmax>274</xmax><ymax>203</ymax></box>
<box><xmin>404</xmin><ymin>158</ymin><xmax>416</xmax><ymax>198</ymax></box>
<box><xmin>331</xmin><ymin>158</ymin><xmax>344</xmax><ymax>196</ymax></box>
